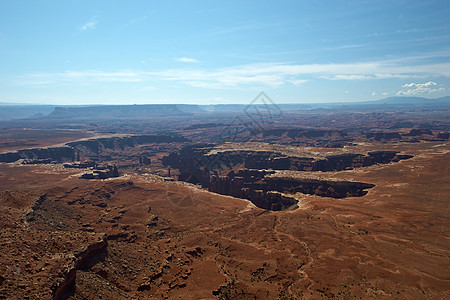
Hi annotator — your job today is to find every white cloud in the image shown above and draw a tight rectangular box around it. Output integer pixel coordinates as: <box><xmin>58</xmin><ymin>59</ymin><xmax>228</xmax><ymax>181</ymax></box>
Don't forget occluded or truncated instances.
<box><xmin>79</xmin><ymin>18</ymin><xmax>97</xmax><ymax>31</ymax></box>
<box><xmin>322</xmin><ymin>74</ymin><xmax>374</xmax><ymax>80</ymax></box>
<box><xmin>402</xmin><ymin>81</ymin><xmax>437</xmax><ymax>88</ymax></box>
<box><xmin>176</xmin><ymin>57</ymin><xmax>200</xmax><ymax>63</ymax></box>
<box><xmin>288</xmin><ymin>79</ymin><xmax>308</xmax><ymax>85</ymax></box>
<box><xmin>64</xmin><ymin>71</ymin><xmax>143</xmax><ymax>82</ymax></box>
<box><xmin>382</xmin><ymin>92</ymin><xmax>389</xmax><ymax>96</ymax></box>
<box><xmin>17</xmin><ymin>70</ymin><xmax>144</xmax><ymax>85</ymax></box>
<box><xmin>396</xmin><ymin>81</ymin><xmax>445</xmax><ymax>96</ymax></box>
<box><xmin>371</xmin><ymin>91</ymin><xmax>376</xmax><ymax>96</ymax></box>
<box><xmin>16</xmin><ymin>58</ymin><xmax>450</xmax><ymax>90</ymax></box>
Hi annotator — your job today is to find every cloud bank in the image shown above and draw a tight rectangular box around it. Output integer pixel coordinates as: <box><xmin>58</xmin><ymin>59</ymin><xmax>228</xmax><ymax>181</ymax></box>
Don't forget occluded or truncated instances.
<box><xmin>396</xmin><ymin>81</ymin><xmax>444</xmax><ymax>96</ymax></box>
<box><xmin>17</xmin><ymin>58</ymin><xmax>450</xmax><ymax>90</ymax></box>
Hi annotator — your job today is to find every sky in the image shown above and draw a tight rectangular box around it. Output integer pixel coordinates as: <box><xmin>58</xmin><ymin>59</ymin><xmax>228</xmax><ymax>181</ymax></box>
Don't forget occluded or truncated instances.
<box><xmin>1</xmin><ymin>0</ymin><xmax>450</xmax><ymax>105</ymax></box>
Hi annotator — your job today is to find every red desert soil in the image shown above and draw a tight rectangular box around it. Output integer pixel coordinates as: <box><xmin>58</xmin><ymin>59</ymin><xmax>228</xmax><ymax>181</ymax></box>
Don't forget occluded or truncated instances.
<box><xmin>0</xmin><ymin>142</ymin><xmax>449</xmax><ymax>299</ymax></box>
<box><xmin>0</xmin><ymin>129</ymin><xmax>95</xmax><ymax>153</ymax></box>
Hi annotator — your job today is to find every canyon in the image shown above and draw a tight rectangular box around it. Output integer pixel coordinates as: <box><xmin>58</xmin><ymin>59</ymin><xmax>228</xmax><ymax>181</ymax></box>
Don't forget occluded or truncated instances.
<box><xmin>0</xmin><ymin>101</ymin><xmax>449</xmax><ymax>299</ymax></box>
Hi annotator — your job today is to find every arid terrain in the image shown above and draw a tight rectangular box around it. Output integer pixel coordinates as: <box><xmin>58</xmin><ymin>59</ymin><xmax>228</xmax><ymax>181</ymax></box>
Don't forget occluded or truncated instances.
<box><xmin>0</xmin><ymin>100</ymin><xmax>449</xmax><ymax>299</ymax></box>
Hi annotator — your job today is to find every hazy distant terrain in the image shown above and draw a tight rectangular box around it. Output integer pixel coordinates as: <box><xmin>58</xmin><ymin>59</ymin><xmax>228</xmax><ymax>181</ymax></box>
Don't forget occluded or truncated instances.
<box><xmin>1</xmin><ymin>96</ymin><xmax>449</xmax><ymax>121</ymax></box>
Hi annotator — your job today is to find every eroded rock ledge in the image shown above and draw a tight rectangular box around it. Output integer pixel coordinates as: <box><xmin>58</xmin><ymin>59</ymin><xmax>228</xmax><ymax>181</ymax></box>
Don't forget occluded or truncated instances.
<box><xmin>208</xmin><ymin>169</ymin><xmax>374</xmax><ymax>211</ymax></box>
<box><xmin>162</xmin><ymin>146</ymin><xmax>413</xmax><ymax>175</ymax></box>
<box><xmin>52</xmin><ymin>235</ymin><xmax>108</xmax><ymax>300</ymax></box>
<box><xmin>0</xmin><ymin>134</ymin><xmax>187</xmax><ymax>164</ymax></box>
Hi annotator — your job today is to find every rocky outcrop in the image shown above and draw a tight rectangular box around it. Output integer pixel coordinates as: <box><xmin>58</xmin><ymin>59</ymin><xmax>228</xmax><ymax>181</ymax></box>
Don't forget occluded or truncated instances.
<box><xmin>263</xmin><ymin>177</ymin><xmax>375</xmax><ymax>198</ymax></box>
<box><xmin>209</xmin><ymin>173</ymin><xmax>297</xmax><ymax>211</ymax></box>
<box><xmin>0</xmin><ymin>135</ymin><xmax>187</xmax><ymax>164</ymax></box>
<box><xmin>163</xmin><ymin>146</ymin><xmax>396</xmax><ymax>210</ymax></box>
<box><xmin>80</xmin><ymin>165</ymin><xmax>119</xmax><ymax>180</ymax></box>
<box><xmin>262</xmin><ymin>128</ymin><xmax>347</xmax><ymax>139</ymax></box>
<box><xmin>208</xmin><ymin>169</ymin><xmax>374</xmax><ymax>210</ymax></box>
<box><xmin>63</xmin><ymin>161</ymin><xmax>97</xmax><ymax>169</ymax></box>
<box><xmin>366</xmin><ymin>132</ymin><xmax>401</xmax><ymax>141</ymax></box>
<box><xmin>163</xmin><ymin>146</ymin><xmax>413</xmax><ymax>177</ymax></box>
<box><xmin>67</xmin><ymin>135</ymin><xmax>187</xmax><ymax>155</ymax></box>
<box><xmin>0</xmin><ymin>152</ymin><xmax>21</xmax><ymax>163</ymax></box>
<box><xmin>405</xmin><ymin>129</ymin><xmax>432</xmax><ymax>136</ymax></box>
<box><xmin>259</xmin><ymin>128</ymin><xmax>350</xmax><ymax>147</ymax></box>
<box><xmin>22</xmin><ymin>194</ymin><xmax>48</xmax><ymax>221</ymax></box>
<box><xmin>0</xmin><ymin>146</ymin><xmax>75</xmax><ymax>163</ymax></box>
<box><xmin>437</xmin><ymin>132</ymin><xmax>449</xmax><ymax>139</ymax></box>
<box><xmin>52</xmin><ymin>235</ymin><xmax>108</xmax><ymax>300</ymax></box>
<box><xmin>139</xmin><ymin>156</ymin><xmax>151</xmax><ymax>165</ymax></box>
<box><xmin>245</xmin><ymin>151</ymin><xmax>412</xmax><ymax>171</ymax></box>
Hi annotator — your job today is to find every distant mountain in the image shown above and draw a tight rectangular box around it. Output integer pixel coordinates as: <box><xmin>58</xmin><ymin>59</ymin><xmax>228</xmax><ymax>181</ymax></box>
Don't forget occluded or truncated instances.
<box><xmin>276</xmin><ymin>96</ymin><xmax>450</xmax><ymax>111</ymax></box>
<box><xmin>365</xmin><ymin>96</ymin><xmax>450</xmax><ymax>105</ymax></box>
<box><xmin>0</xmin><ymin>105</ymin><xmax>56</xmax><ymax>120</ymax></box>
<box><xmin>0</xmin><ymin>102</ymin><xmax>39</xmax><ymax>105</ymax></box>
<box><xmin>0</xmin><ymin>96</ymin><xmax>448</xmax><ymax>120</ymax></box>
<box><xmin>45</xmin><ymin>104</ymin><xmax>196</xmax><ymax>119</ymax></box>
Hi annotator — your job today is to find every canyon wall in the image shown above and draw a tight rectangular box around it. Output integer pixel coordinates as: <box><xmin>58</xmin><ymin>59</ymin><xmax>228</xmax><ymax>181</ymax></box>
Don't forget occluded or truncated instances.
<box><xmin>208</xmin><ymin>169</ymin><xmax>375</xmax><ymax>211</ymax></box>
<box><xmin>0</xmin><ymin>135</ymin><xmax>186</xmax><ymax>164</ymax></box>
<box><xmin>163</xmin><ymin>146</ymin><xmax>413</xmax><ymax>176</ymax></box>
<box><xmin>67</xmin><ymin>135</ymin><xmax>187</xmax><ymax>155</ymax></box>
<box><xmin>0</xmin><ymin>146</ymin><xmax>75</xmax><ymax>163</ymax></box>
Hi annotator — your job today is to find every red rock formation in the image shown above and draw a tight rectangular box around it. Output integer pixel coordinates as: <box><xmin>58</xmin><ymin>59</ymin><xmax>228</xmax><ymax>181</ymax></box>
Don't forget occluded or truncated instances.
<box><xmin>52</xmin><ymin>235</ymin><xmax>108</xmax><ymax>300</ymax></box>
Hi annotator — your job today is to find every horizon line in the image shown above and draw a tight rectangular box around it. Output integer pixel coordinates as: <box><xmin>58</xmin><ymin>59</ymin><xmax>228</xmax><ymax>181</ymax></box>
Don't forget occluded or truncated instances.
<box><xmin>1</xmin><ymin>95</ymin><xmax>449</xmax><ymax>107</ymax></box>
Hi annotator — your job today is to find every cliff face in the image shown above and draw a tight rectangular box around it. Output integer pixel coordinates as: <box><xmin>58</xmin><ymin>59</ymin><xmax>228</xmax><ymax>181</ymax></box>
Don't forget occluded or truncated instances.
<box><xmin>263</xmin><ymin>177</ymin><xmax>375</xmax><ymax>198</ymax></box>
<box><xmin>246</xmin><ymin>151</ymin><xmax>412</xmax><ymax>171</ymax></box>
<box><xmin>52</xmin><ymin>236</ymin><xmax>108</xmax><ymax>300</ymax></box>
<box><xmin>67</xmin><ymin>135</ymin><xmax>187</xmax><ymax>155</ymax></box>
<box><xmin>366</xmin><ymin>132</ymin><xmax>402</xmax><ymax>141</ymax></box>
<box><xmin>0</xmin><ymin>135</ymin><xmax>187</xmax><ymax>164</ymax></box>
<box><xmin>163</xmin><ymin>145</ymin><xmax>413</xmax><ymax>177</ymax></box>
<box><xmin>258</xmin><ymin>128</ymin><xmax>350</xmax><ymax>148</ymax></box>
<box><xmin>161</xmin><ymin>146</ymin><xmax>404</xmax><ymax>210</ymax></box>
<box><xmin>0</xmin><ymin>152</ymin><xmax>21</xmax><ymax>163</ymax></box>
<box><xmin>208</xmin><ymin>169</ymin><xmax>375</xmax><ymax>211</ymax></box>
<box><xmin>0</xmin><ymin>146</ymin><xmax>75</xmax><ymax>163</ymax></box>
<box><xmin>262</xmin><ymin>128</ymin><xmax>347</xmax><ymax>139</ymax></box>
<box><xmin>208</xmin><ymin>170</ymin><xmax>298</xmax><ymax>211</ymax></box>
<box><xmin>405</xmin><ymin>129</ymin><xmax>433</xmax><ymax>136</ymax></box>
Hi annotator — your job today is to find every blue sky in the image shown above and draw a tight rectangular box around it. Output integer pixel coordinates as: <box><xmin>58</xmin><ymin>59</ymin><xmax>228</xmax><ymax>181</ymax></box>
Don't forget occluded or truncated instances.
<box><xmin>1</xmin><ymin>0</ymin><xmax>449</xmax><ymax>105</ymax></box>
